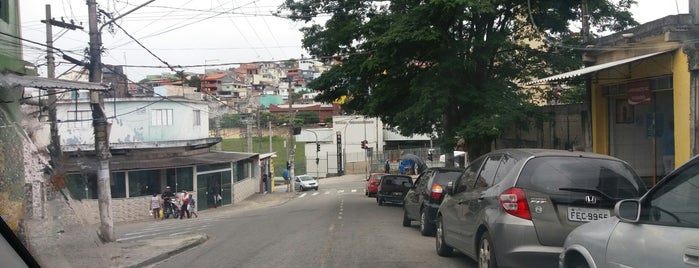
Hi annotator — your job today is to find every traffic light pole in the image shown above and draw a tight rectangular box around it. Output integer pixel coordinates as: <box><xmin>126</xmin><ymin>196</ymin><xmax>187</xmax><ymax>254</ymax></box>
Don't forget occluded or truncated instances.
<box><xmin>304</xmin><ymin>130</ymin><xmax>320</xmax><ymax>179</ymax></box>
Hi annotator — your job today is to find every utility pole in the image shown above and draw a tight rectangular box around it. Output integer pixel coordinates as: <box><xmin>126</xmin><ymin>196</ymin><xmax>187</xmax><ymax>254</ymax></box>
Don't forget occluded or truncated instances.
<box><xmin>87</xmin><ymin>0</ymin><xmax>114</xmax><ymax>242</ymax></box>
<box><xmin>269</xmin><ymin>121</ymin><xmax>272</xmax><ymax>153</ymax></box>
<box><xmin>43</xmin><ymin>5</ymin><xmax>83</xmax><ymax>166</ymax></box>
<box><xmin>87</xmin><ymin>0</ymin><xmax>154</xmax><ymax>243</ymax></box>
<box><xmin>288</xmin><ymin>78</ymin><xmax>295</xmax><ymax>193</ymax></box>
<box><xmin>581</xmin><ymin>0</ymin><xmax>593</xmax><ymax>152</ymax></box>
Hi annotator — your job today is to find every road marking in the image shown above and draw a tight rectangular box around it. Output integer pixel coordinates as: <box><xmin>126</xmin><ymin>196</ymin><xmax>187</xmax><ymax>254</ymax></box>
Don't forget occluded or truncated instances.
<box><xmin>324</xmin><ymin>191</ymin><xmax>330</xmax><ymax>195</ymax></box>
<box><xmin>312</xmin><ymin>192</ymin><xmax>319</xmax><ymax>196</ymax></box>
<box><xmin>351</xmin><ymin>189</ymin><xmax>357</xmax><ymax>193</ymax></box>
<box><xmin>299</xmin><ymin>193</ymin><xmax>307</xmax><ymax>198</ymax></box>
<box><xmin>116</xmin><ymin>234</ymin><xmax>147</xmax><ymax>242</ymax></box>
<box><xmin>338</xmin><ymin>216</ymin><xmax>342</xmax><ymax>220</ymax></box>
<box><xmin>337</xmin><ymin>190</ymin><xmax>344</xmax><ymax>193</ymax></box>
<box><xmin>169</xmin><ymin>231</ymin><xmax>188</xmax><ymax>236</ymax></box>
<box><xmin>329</xmin><ymin>224</ymin><xmax>334</xmax><ymax>232</ymax></box>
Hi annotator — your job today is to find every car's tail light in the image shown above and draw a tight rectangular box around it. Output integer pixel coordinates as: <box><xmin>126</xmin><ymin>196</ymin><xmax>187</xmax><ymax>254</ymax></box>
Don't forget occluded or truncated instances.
<box><xmin>499</xmin><ymin>187</ymin><xmax>531</xmax><ymax>220</ymax></box>
<box><xmin>430</xmin><ymin>184</ymin><xmax>443</xmax><ymax>200</ymax></box>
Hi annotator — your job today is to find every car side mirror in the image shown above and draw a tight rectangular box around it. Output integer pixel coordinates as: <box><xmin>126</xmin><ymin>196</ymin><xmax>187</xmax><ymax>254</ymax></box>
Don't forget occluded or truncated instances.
<box><xmin>615</xmin><ymin>199</ymin><xmax>640</xmax><ymax>222</ymax></box>
<box><xmin>295</xmin><ymin>179</ymin><xmax>300</xmax><ymax>182</ymax></box>
<box><xmin>446</xmin><ymin>181</ymin><xmax>455</xmax><ymax>195</ymax></box>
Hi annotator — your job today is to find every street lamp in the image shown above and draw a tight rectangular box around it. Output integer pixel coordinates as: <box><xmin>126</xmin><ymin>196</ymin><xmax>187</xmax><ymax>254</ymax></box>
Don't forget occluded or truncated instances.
<box><xmin>303</xmin><ymin>129</ymin><xmax>320</xmax><ymax>179</ymax></box>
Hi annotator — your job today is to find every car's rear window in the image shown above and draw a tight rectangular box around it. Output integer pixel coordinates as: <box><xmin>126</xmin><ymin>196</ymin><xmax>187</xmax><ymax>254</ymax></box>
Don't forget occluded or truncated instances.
<box><xmin>383</xmin><ymin>176</ymin><xmax>412</xmax><ymax>186</ymax></box>
<box><xmin>433</xmin><ymin>171</ymin><xmax>462</xmax><ymax>185</ymax></box>
<box><xmin>516</xmin><ymin>156</ymin><xmax>646</xmax><ymax>199</ymax></box>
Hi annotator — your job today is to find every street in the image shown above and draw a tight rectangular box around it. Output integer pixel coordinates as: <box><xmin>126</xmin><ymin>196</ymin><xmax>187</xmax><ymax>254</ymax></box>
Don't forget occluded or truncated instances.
<box><xmin>116</xmin><ymin>175</ymin><xmax>476</xmax><ymax>267</ymax></box>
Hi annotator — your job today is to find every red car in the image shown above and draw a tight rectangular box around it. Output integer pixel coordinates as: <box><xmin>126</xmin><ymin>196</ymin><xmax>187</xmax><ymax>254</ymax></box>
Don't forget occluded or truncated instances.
<box><xmin>365</xmin><ymin>172</ymin><xmax>386</xmax><ymax>197</ymax></box>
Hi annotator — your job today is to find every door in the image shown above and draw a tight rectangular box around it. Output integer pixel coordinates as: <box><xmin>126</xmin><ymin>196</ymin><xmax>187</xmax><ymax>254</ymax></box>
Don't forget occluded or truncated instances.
<box><xmin>444</xmin><ymin>156</ymin><xmax>485</xmax><ymax>252</ymax></box>
<box><xmin>607</xmin><ymin>158</ymin><xmax>699</xmax><ymax>267</ymax></box>
<box><xmin>460</xmin><ymin>154</ymin><xmax>502</xmax><ymax>252</ymax></box>
<box><xmin>405</xmin><ymin>171</ymin><xmax>429</xmax><ymax>219</ymax></box>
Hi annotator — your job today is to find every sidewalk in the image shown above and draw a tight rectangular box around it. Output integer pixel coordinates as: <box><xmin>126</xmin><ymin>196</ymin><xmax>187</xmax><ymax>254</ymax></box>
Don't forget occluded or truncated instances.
<box><xmin>27</xmin><ymin>191</ymin><xmax>298</xmax><ymax>268</ymax></box>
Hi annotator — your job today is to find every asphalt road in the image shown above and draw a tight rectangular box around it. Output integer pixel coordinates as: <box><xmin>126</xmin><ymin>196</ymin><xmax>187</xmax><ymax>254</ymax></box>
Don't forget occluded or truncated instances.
<box><xmin>126</xmin><ymin>175</ymin><xmax>477</xmax><ymax>267</ymax></box>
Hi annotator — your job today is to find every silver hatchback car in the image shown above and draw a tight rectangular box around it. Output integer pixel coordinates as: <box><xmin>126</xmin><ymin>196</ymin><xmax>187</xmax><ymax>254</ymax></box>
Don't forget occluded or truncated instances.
<box><xmin>560</xmin><ymin>154</ymin><xmax>699</xmax><ymax>268</ymax></box>
<box><xmin>435</xmin><ymin>149</ymin><xmax>646</xmax><ymax>268</ymax></box>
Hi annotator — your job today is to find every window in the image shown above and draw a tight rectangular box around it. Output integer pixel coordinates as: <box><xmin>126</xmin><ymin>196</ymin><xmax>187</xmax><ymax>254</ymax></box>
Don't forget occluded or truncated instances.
<box><xmin>151</xmin><ymin>109</ymin><xmax>173</xmax><ymax>126</ymax></box>
<box><xmin>493</xmin><ymin>155</ymin><xmax>517</xmax><ymax>184</ymax></box>
<box><xmin>477</xmin><ymin>155</ymin><xmax>502</xmax><ymax>187</ymax></box>
<box><xmin>165</xmin><ymin>167</ymin><xmax>193</xmax><ymax>192</ymax></box>
<box><xmin>642</xmin><ymin>161</ymin><xmax>699</xmax><ymax>227</ymax></box>
<box><xmin>193</xmin><ymin>110</ymin><xmax>201</xmax><ymax>126</ymax></box>
<box><xmin>65</xmin><ymin>172</ymin><xmax>126</xmax><ymax>199</ymax></box>
<box><xmin>67</xmin><ymin>110</ymin><xmax>92</xmax><ymax>128</ymax></box>
<box><xmin>0</xmin><ymin>0</ymin><xmax>8</xmax><ymax>23</ymax></box>
<box><xmin>127</xmin><ymin>170</ymin><xmax>161</xmax><ymax>197</ymax></box>
<box><xmin>456</xmin><ymin>156</ymin><xmax>485</xmax><ymax>193</ymax></box>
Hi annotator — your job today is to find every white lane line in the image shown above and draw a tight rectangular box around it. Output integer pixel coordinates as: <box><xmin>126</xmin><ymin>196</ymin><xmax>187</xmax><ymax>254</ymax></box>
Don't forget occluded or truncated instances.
<box><xmin>116</xmin><ymin>234</ymin><xmax>147</xmax><ymax>242</ymax></box>
<box><xmin>351</xmin><ymin>189</ymin><xmax>357</xmax><ymax>193</ymax></box>
<box><xmin>299</xmin><ymin>193</ymin><xmax>307</xmax><ymax>198</ymax></box>
<box><xmin>324</xmin><ymin>191</ymin><xmax>330</xmax><ymax>195</ymax></box>
<box><xmin>337</xmin><ymin>190</ymin><xmax>345</xmax><ymax>193</ymax></box>
<box><xmin>169</xmin><ymin>231</ymin><xmax>188</xmax><ymax>236</ymax></box>
<box><xmin>312</xmin><ymin>192</ymin><xmax>320</xmax><ymax>196</ymax></box>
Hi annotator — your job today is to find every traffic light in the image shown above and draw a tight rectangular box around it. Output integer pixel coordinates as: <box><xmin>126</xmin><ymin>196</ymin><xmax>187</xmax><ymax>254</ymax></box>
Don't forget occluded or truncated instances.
<box><xmin>286</xmin><ymin>161</ymin><xmax>291</xmax><ymax>170</ymax></box>
<box><xmin>427</xmin><ymin>152</ymin><xmax>433</xmax><ymax>161</ymax></box>
<box><xmin>316</xmin><ymin>142</ymin><xmax>320</xmax><ymax>152</ymax></box>
<box><xmin>361</xmin><ymin>140</ymin><xmax>368</xmax><ymax>149</ymax></box>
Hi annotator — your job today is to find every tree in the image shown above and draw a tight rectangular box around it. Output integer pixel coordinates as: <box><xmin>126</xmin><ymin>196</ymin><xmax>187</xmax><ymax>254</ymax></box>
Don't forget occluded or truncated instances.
<box><xmin>280</xmin><ymin>0</ymin><xmax>637</xmax><ymax>163</ymax></box>
<box><xmin>187</xmin><ymin>75</ymin><xmax>201</xmax><ymax>90</ymax></box>
<box><xmin>296</xmin><ymin>111</ymin><xmax>320</xmax><ymax>125</ymax></box>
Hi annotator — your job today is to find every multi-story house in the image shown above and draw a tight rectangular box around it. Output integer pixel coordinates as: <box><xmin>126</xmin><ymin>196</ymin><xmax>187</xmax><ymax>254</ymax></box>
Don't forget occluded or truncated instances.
<box><xmin>55</xmin><ymin>86</ymin><xmax>263</xmax><ymax>224</ymax></box>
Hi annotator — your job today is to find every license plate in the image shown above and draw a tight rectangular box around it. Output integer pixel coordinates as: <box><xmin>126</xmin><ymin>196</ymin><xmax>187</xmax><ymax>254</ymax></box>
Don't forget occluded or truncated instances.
<box><xmin>392</xmin><ymin>192</ymin><xmax>404</xmax><ymax>196</ymax></box>
<box><xmin>567</xmin><ymin>207</ymin><xmax>610</xmax><ymax>222</ymax></box>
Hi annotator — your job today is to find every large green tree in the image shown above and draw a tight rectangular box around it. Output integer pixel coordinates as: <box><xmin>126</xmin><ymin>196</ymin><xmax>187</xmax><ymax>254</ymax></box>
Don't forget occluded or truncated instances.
<box><xmin>280</xmin><ymin>0</ymin><xmax>637</xmax><ymax>163</ymax></box>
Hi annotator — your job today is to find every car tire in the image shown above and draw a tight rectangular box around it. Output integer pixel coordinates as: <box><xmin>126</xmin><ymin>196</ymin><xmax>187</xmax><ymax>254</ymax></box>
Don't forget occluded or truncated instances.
<box><xmin>420</xmin><ymin>209</ymin><xmax>435</xmax><ymax>236</ymax></box>
<box><xmin>435</xmin><ymin>216</ymin><xmax>453</xmax><ymax>257</ymax></box>
<box><xmin>402</xmin><ymin>209</ymin><xmax>411</xmax><ymax>227</ymax></box>
<box><xmin>478</xmin><ymin>232</ymin><xmax>498</xmax><ymax>268</ymax></box>
<box><xmin>365</xmin><ymin>190</ymin><xmax>368</xmax><ymax>196</ymax></box>
<box><xmin>378</xmin><ymin>197</ymin><xmax>384</xmax><ymax>206</ymax></box>
<box><xmin>315</xmin><ymin>187</ymin><xmax>318</xmax><ymax>191</ymax></box>
<box><xmin>300</xmin><ymin>186</ymin><xmax>305</xmax><ymax>192</ymax></box>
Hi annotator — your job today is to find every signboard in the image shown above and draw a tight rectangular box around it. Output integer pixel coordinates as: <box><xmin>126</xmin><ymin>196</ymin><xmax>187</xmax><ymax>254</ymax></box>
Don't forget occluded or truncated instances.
<box><xmin>627</xmin><ymin>81</ymin><xmax>651</xmax><ymax>105</ymax></box>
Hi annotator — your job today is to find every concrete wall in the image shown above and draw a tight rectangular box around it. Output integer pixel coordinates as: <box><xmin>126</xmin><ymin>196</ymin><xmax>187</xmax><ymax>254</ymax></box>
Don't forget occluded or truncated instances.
<box><xmin>233</xmin><ymin>178</ymin><xmax>259</xmax><ymax>204</ymax></box>
<box><xmin>56</xmin><ymin>98</ymin><xmax>210</xmax><ymax>145</ymax></box>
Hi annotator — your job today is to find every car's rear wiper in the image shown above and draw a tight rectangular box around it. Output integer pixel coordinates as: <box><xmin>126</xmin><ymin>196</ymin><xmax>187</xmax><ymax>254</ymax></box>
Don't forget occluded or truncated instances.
<box><xmin>558</xmin><ymin>187</ymin><xmax>614</xmax><ymax>200</ymax></box>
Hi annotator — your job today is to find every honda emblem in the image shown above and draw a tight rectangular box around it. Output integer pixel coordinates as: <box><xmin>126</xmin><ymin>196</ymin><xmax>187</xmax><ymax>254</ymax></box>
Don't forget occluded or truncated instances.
<box><xmin>585</xmin><ymin>195</ymin><xmax>598</xmax><ymax>205</ymax></box>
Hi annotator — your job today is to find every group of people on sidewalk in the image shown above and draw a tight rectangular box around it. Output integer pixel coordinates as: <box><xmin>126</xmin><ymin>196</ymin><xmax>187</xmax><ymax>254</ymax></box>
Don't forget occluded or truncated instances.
<box><xmin>149</xmin><ymin>186</ymin><xmax>199</xmax><ymax>220</ymax></box>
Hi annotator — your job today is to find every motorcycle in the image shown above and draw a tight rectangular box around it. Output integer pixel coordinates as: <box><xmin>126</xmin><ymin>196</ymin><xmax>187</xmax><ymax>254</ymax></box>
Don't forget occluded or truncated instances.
<box><xmin>163</xmin><ymin>198</ymin><xmax>180</xmax><ymax>219</ymax></box>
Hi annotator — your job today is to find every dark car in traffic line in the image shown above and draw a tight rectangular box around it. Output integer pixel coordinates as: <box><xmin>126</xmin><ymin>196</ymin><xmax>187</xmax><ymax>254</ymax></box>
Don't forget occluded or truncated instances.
<box><xmin>403</xmin><ymin>167</ymin><xmax>464</xmax><ymax>236</ymax></box>
<box><xmin>435</xmin><ymin>149</ymin><xmax>647</xmax><ymax>268</ymax></box>
<box><xmin>376</xmin><ymin>174</ymin><xmax>413</xmax><ymax>206</ymax></box>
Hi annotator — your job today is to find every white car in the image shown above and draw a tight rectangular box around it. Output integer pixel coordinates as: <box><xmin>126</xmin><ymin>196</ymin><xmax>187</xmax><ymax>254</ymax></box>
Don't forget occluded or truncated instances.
<box><xmin>560</xmin><ymin>154</ymin><xmax>699</xmax><ymax>268</ymax></box>
<box><xmin>294</xmin><ymin>174</ymin><xmax>319</xmax><ymax>191</ymax></box>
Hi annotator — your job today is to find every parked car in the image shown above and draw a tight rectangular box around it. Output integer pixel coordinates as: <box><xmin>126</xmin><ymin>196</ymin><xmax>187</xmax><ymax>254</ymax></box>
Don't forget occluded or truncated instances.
<box><xmin>403</xmin><ymin>167</ymin><xmax>464</xmax><ymax>236</ymax></box>
<box><xmin>294</xmin><ymin>174</ymin><xmax>319</xmax><ymax>191</ymax></box>
<box><xmin>559</xmin><ymin>154</ymin><xmax>699</xmax><ymax>268</ymax></box>
<box><xmin>365</xmin><ymin>172</ymin><xmax>387</xmax><ymax>197</ymax></box>
<box><xmin>376</xmin><ymin>174</ymin><xmax>413</xmax><ymax>206</ymax></box>
<box><xmin>435</xmin><ymin>149</ymin><xmax>647</xmax><ymax>268</ymax></box>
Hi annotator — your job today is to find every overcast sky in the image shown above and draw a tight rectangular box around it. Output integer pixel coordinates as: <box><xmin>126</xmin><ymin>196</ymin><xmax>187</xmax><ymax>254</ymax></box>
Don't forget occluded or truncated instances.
<box><xmin>18</xmin><ymin>0</ymin><xmax>689</xmax><ymax>82</ymax></box>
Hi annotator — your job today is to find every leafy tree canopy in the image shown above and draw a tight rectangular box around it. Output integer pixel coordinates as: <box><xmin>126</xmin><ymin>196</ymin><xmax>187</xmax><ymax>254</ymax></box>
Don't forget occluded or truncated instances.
<box><xmin>280</xmin><ymin>0</ymin><xmax>636</xmax><ymax>159</ymax></box>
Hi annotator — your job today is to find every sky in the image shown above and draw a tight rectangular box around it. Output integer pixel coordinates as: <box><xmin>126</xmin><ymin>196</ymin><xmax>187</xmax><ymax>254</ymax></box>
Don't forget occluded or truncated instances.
<box><xmin>18</xmin><ymin>0</ymin><xmax>689</xmax><ymax>82</ymax></box>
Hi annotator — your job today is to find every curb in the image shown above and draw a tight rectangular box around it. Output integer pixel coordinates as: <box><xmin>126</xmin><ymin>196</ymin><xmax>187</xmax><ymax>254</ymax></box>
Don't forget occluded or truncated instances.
<box><xmin>124</xmin><ymin>233</ymin><xmax>209</xmax><ymax>268</ymax></box>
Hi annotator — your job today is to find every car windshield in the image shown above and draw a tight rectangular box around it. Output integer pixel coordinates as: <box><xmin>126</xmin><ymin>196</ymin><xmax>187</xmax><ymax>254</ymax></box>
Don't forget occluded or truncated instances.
<box><xmin>517</xmin><ymin>156</ymin><xmax>646</xmax><ymax>199</ymax></box>
<box><xmin>298</xmin><ymin>175</ymin><xmax>314</xmax><ymax>181</ymax></box>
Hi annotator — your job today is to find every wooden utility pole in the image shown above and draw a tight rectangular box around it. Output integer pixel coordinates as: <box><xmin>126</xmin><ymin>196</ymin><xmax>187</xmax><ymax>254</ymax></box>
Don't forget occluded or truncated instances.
<box><xmin>87</xmin><ymin>0</ymin><xmax>114</xmax><ymax>242</ymax></box>
<box><xmin>581</xmin><ymin>0</ymin><xmax>594</xmax><ymax>152</ymax></box>
<box><xmin>288</xmin><ymin>78</ymin><xmax>295</xmax><ymax>192</ymax></box>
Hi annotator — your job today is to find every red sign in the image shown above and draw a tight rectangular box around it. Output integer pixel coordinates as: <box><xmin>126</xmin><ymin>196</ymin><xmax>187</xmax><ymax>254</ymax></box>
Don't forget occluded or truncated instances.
<box><xmin>627</xmin><ymin>81</ymin><xmax>651</xmax><ymax>105</ymax></box>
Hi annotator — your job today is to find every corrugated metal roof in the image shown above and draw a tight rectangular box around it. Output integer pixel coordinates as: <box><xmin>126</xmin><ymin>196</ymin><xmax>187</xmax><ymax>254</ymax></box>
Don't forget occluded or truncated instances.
<box><xmin>525</xmin><ymin>50</ymin><xmax>675</xmax><ymax>85</ymax></box>
<box><xmin>63</xmin><ymin>151</ymin><xmax>257</xmax><ymax>173</ymax></box>
<box><xmin>0</xmin><ymin>72</ymin><xmax>110</xmax><ymax>90</ymax></box>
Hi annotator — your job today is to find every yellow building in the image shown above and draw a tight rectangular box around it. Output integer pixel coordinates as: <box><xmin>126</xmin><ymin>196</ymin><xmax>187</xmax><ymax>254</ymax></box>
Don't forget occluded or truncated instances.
<box><xmin>529</xmin><ymin>14</ymin><xmax>699</xmax><ymax>182</ymax></box>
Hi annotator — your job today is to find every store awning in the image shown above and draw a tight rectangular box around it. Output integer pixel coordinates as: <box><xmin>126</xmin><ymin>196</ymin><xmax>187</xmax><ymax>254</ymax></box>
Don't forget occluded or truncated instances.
<box><xmin>525</xmin><ymin>50</ymin><xmax>675</xmax><ymax>85</ymax></box>
<box><xmin>0</xmin><ymin>72</ymin><xmax>109</xmax><ymax>91</ymax></box>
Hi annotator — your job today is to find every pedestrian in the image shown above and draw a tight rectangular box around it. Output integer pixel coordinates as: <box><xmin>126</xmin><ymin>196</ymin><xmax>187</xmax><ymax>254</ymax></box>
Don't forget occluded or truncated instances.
<box><xmin>384</xmin><ymin>160</ymin><xmax>390</xmax><ymax>174</ymax></box>
<box><xmin>180</xmin><ymin>190</ymin><xmax>191</xmax><ymax>219</ymax></box>
<box><xmin>150</xmin><ymin>193</ymin><xmax>161</xmax><ymax>221</ymax></box>
<box><xmin>188</xmin><ymin>194</ymin><xmax>198</xmax><ymax>218</ymax></box>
